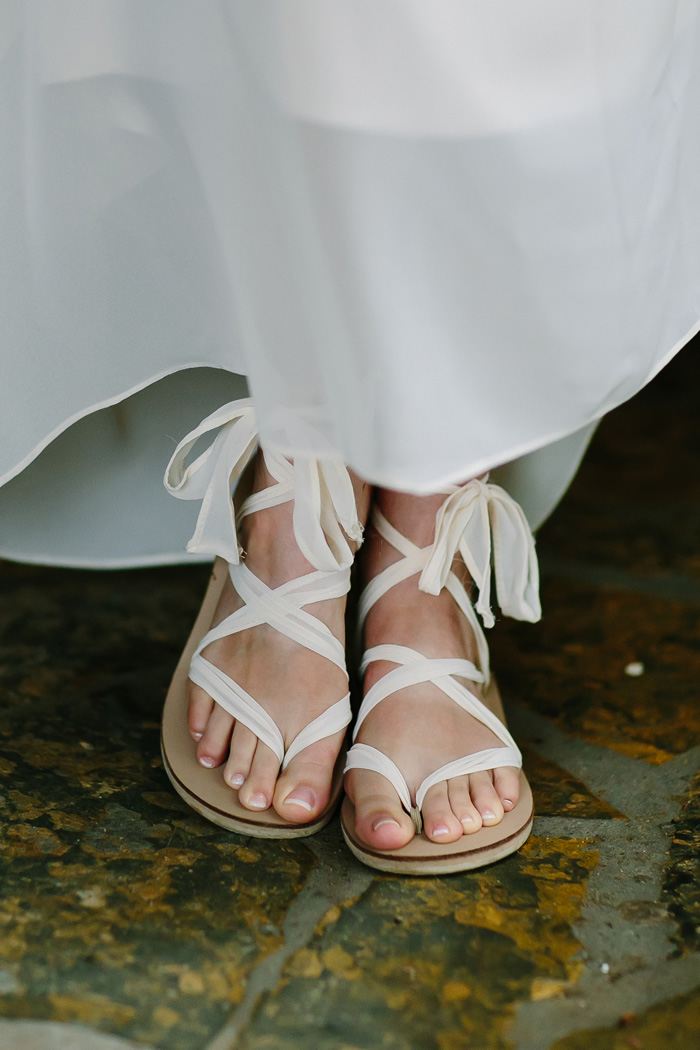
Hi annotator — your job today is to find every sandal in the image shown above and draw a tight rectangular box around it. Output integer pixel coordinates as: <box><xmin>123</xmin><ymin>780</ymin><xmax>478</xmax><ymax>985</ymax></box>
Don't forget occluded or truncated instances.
<box><xmin>160</xmin><ymin>398</ymin><xmax>363</xmax><ymax>837</ymax></box>
<box><xmin>341</xmin><ymin>476</ymin><xmax>540</xmax><ymax>874</ymax></box>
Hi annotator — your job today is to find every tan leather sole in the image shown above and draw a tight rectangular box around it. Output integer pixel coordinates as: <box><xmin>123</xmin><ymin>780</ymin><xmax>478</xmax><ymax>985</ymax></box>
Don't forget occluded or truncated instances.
<box><xmin>160</xmin><ymin>557</ymin><xmax>346</xmax><ymax>839</ymax></box>
<box><xmin>340</xmin><ymin>679</ymin><xmax>534</xmax><ymax>875</ymax></box>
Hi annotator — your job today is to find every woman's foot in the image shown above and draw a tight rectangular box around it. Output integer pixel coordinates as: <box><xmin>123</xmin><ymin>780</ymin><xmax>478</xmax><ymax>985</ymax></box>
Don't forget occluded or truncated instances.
<box><xmin>188</xmin><ymin>452</ymin><xmax>369</xmax><ymax>825</ymax></box>
<box><xmin>344</xmin><ymin>487</ymin><xmax>521</xmax><ymax>851</ymax></box>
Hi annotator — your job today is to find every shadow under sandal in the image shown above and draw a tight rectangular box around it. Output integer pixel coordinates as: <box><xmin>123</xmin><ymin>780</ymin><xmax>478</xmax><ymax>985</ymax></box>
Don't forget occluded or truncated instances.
<box><xmin>160</xmin><ymin>398</ymin><xmax>363</xmax><ymax>837</ymax></box>
<box><xmin>342</xmin><ymin>476</ymin><xmax>541</xmax><ymax>875</ymax></box>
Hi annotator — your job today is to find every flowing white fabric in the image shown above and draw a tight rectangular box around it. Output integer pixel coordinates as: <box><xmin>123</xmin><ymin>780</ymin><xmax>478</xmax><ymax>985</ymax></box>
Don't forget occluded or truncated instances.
<box><xmin>1</xmin><ymin>2</ymin><xmax>699</xmax><ymax>566</ymax></box>
<box><xmin>345</xmin><ymin>480</ymin><xmax>536</xmax><ymax>832</ymax></box>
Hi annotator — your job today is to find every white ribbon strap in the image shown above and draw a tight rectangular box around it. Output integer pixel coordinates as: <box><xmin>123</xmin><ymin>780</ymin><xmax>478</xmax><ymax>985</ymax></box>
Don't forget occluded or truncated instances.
<box><xmin>164</xmin><ymin>399</ymin><xmax>258</xmax><ymax>564</ymax></box>
<box><xmin>164</xmin><ymin>398</ymin><xmax>363</xmax><ymax>571</ymax></box>
<box><xmin>344</xmin><ymin>743</ymin><xmax>422</xmax><ymax>832</ymax></box>
<box><xmin>191</xmin><ymin>561</ymin><xmax>353</xmax><ymax>767</ymax></box>
<box><xmin>414</xmin><ymin>745</ymin><xmax>522</xmax><ymax>818</ymax></box>
<box><xmin>345</xmin><ymin>643</ymin><xmax>522</xmax><ymax>833</ymax></box>
<box><xmin>359</xmin><ymin>509</ymin><xmax>491</xmax><ymax>681</ymax></box>
<box><xmin>197</xmin><ymin>563</ymin><xmax>351</xmax><ymax>671</ymax></box>
<box><xmin>292</xmin><ymin>455</ymin><xmax>364</xmax><ymax>572</ymax></box>
<box><xmin>419</xmin><ymin>478</ymin><xmax>541</xmax><ymax>627</ymax></box>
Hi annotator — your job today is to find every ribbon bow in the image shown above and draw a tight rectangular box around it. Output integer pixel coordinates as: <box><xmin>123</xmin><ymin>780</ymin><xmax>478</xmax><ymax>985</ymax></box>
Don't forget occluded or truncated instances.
<box><xmin>164</xmin><ymin>399</ymin><xmax>362</xmax><ymax>572</ymax></box>
<box><xmin>419</xmin><ymin>478</ymin><xmax>541</xmax><ymax>627</ymax></box>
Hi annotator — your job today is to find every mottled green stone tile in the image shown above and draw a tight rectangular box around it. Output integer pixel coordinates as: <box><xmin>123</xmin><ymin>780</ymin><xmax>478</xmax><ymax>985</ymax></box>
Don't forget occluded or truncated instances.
<box><xmin>0</xmin><ymin>562</ymin><xmax>315</xmax><ymax>1050</ymax></box>
<box><xmin>549</xmin><ymin>986</ymin><xmax>700</xmax><ymax>1050</ymax></box>
<box><xmin>661</xmin><ymin>772</ymin><xmax>700</xmax><ymax>956</ymax></box>
<box><xmin>522</xmin><ymin>749</ymin><xmax>624</xmax><ymax>820</ymax></box>
<box><xmin>0</xmin><ymin>561</ymin><xmax>210</xmax><ymax>718</ymax></box>
<box><xmin>493</xmin><ymin>580</ymin><xmax>700</xmax><ymax>764</ymax></box>
<box><xmin>240</xmin><ymin>836</ymin><xmax>598</xmax><ymax>1050</ymax></box>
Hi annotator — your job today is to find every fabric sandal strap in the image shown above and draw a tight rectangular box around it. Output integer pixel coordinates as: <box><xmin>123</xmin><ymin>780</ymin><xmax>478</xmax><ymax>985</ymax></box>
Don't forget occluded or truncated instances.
<box><xmin>354</xmin><ymin>644</ymin><xmax>485</xmax><ymax>735</ymax></box>
<box><xmin>164</xmin><ymin>396</ymin><xmax>361</xmax><ymax>770</ymax></box>
<box><xmin>414</xmin><ymin>746</ymin><xmax>521</xmax><ymax>812</ymax></box>
<box><xmin>353</xmin><ymin>645</ymin><xmax>518</xmax><ymax>752</ymax></box>
<box><xmin>346</xmin><ymin>477</ymin><xmax>540</xmax><ymax>832</ymax></box>
<box><xmin>419</xmin><ymin>476</ymin><xmax>541</xmax><ymax>626</ymax></box>
<box><xmin>359</xmin><ymin>508</ymin><xmax>492</xmax><ymax>680</ymax></box>
<box><xmin>195</xmin><ymin>562</ymin><xmax>350</xmax><ymax>671</ymax></box>
<box><xmin>345</xmin><ymin>743</ymin><xmax>420</xmax><ymax>830</ymax></box>
<box><xmin>189</xmin><ymin>655</ymin><xmax>352</xmax><ymax>769</ymax></box>
<box><xmin>282</xmin><ymin>695</ymin><xmax>352</xmax><ymax>770</ymax></box>
<box><xmin>165</xmin><ymin>397</ymin><xmax>362</xmax><ymax>572</ymax></box>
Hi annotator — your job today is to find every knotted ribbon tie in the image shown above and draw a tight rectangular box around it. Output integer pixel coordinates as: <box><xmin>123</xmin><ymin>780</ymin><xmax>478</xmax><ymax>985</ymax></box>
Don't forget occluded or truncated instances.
<box><xmin>164</xmin><ymin>399</ymin><xmax>363</xmax><ymax>572</ymax></box>
<box><xmin>418</xmin><ymin>477</ymin><xmax>541</xmax><ymax>627</ymax></box>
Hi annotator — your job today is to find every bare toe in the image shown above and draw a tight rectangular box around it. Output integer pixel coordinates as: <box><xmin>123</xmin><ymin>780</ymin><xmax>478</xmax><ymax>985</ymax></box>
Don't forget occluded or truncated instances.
<box><xmin>188</xmin><ymin>683</ymin><xmax>214</xmax><ymax>741</ymax></box>
<box><xmin>196</xmin><ymin>703</ymin><xmax>234</xmax><ymax>768</ymax></box>
<box><xmin>421</xmin><ymin>781</ymin><xmax>464</xmax><ymax>843</ymax></box>
<box><xmin>493</xmin><ymin>767</ymin><xmax>521</xmax><ymax>812</ymax></box>
<box><xmin>447</xmin><ymin>776</ymin><xmax>483</xmax><ymax>834</ymax></box>
<box><xmin>223</xmin><ymin>722</ymin><xmax>258</xmax><ymax>789</ymax></box>
<box><xmin>238</xmin><ymin>740</ymin><xmax>281</xmax><ymax>812</ymax></box>
<box><xmin>346</xmin><ymin>770</ymin><xmax>414</xmax><ymax>850</ymax></box>
<box><xmin>469</xmin><ymin>770</ymin><xmax>504</xmax><ymax>826</ymax></box>
<box><xmin>274</xmin><ymin>735</ymin><xmax>343</xmax><ymax>824</ymax></box>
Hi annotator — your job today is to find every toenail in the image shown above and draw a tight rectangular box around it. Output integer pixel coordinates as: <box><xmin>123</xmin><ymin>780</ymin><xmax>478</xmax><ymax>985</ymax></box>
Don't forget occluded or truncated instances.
<box><xmin>460</xmin><ymin>814</ymin><xmax>474</xmax><ymax>825</ymax></box>
<box><xmin>192</xmin><ymin>731</ymin><xmax>203</xmax><ymax>740</ymax></box>
<box><xmin>283</xmin><ymin>786</ymin><xmax>315</xmax><ymax>811</ymax></box>
<box><xmin>285</xmin><ymin>797</ymin><xmax>312</xmax><ymax>814</ymax></box>
<box><xmin>247</xmin><ymin>792</ymin><xmax>268</xmax><ymax>809</ymax></box>
<box><xmin>285</xmin><ymin>789</ymin><xmax>316</xmax><ymax>810</ymax></box>
<box><xmin>199</xmin><ymin>756</ymin><xmax>215</xmax><ymax>768</ymax></box>
<box><xmin>481</xmin><ymin>809</ymin><xmax>497</xmax><ymax>822</ymax></box>
<box><xmin>373</xmin><ymin>817</ymin><xmax>400</xmax><ymax>831</ymax></box>
<box><xmin>431</xmin><ymin>823</ymin><xmax>451</xmax><ymax>838</ymax></box>
<box><xmin>230</xmin><ymin>773</ymin><xmax>245</xmax><ymax>788</ymax></box>
<box><xmin>502</xmin><ymin>798</ymin><xmax>514</xmax><ymax>810</ymax></box>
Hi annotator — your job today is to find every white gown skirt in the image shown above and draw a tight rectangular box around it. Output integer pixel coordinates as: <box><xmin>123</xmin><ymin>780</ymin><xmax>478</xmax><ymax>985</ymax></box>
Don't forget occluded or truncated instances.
<box><xmin>1</xmin><ymin>1</ymin><xmax>699</xmax><ymax>566</ymax></box>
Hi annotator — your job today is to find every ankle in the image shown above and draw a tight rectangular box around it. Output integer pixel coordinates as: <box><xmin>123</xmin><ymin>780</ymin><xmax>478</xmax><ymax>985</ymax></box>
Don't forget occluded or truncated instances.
<box><xmin>375</xmin><ymin>490</ymin><xmax>444</xmax><ymax>548</ymax></box>
<box><xmin>239</xmin><ymin>503</ymin><xmax>315</xmax><ymax>580</ymax></box>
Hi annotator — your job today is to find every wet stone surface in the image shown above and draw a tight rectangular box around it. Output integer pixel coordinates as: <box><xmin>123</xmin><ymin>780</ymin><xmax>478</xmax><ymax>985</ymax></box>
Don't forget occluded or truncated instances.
<box><xmin>0</xmin><ymin>564</ymin><xmax>315</xmax><ymax>1050</ymax></box>
<box><xmin>662</xmin><ymin>772</ymin><xmax>700</xmax><ymax>957</ymax></box>
<box><xmin>240</xmin><ymin>836</ymin><xmax>598</xmax><ymax>1050</ymax></box>
<box><xmin>492</xmin><ymin>581</ymin><xmax>700</xmax><ymax>765</ymax></box>
<box><xmin>549</xmin><ymin>987</ymin><xmax>700</xmax><ymax>1050</ymax></box>
<box><xmin>1</xmin><ymin>346</ymin><xmax>699</xmax><ymax>1049</ymax></box>
<box><xmin>521</xmin><ymin>750</ymin><xmax>623</xmax><ymax>821</ymax></box>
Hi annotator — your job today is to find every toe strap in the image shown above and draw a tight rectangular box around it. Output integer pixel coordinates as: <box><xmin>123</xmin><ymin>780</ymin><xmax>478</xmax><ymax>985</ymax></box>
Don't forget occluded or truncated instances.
<box><xmin>344</xmin><ymin>741</ymin><xmax>522</xmax><ymax>836</ymax></box>
<box><xmin>414</xmin><ymin>745</ymin><xmax>521</xmax><ymax>812</ymax></box>
<box><xmin>282</xmin><ymin>694</ymin><xmax>352</xmax><ymax>770</ymax></box>
<box><xmin>344</xmin><ymin>742</ymin><xmax>422</xmax><ymax>833</ymax></box>
<box><xmin>192</xmin><ymin>648</ymin><xmax>352</xmax><ymax>770</ymax></box>
<box><xmin>190</xmin><ymin>652</ymin><xmax>285</xmax><ymax>763</ymax></box>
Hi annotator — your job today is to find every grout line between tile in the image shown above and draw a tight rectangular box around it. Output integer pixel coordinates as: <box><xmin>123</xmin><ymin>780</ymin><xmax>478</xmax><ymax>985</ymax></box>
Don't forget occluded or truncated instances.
<box><xmin>203</xmin><ymin>831</ymin><xmax>373</xmax><ymax>1050</ymax></box>
<box><xmin>508</xmin><ymin>702</ymin><xmax>700</xmax><ymax>821</ymax></box>
<box><xmin>510</xmin><ymin>735</ymin><xmax>700</xmax><ymax>1048</ymax></box>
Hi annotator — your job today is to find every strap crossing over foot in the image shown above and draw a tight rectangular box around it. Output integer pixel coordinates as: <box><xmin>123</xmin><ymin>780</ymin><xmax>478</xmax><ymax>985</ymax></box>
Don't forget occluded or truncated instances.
<box><xmin>344</xmin><ymin>476</ymin><xmax>540</xmax><ymax>834</ymax></box>
<box><xmin>164</xmin><ymin>398</ymin><xmax>363</xmax><ymax>770</ymax></box>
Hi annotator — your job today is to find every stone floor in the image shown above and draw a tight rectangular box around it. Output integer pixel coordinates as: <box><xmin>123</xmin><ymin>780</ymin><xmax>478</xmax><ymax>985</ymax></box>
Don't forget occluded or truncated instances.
<box><xmin>1</xmin><ymin>346</ymin><xmax>699</xmax><ymax>1050</ymax></box>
